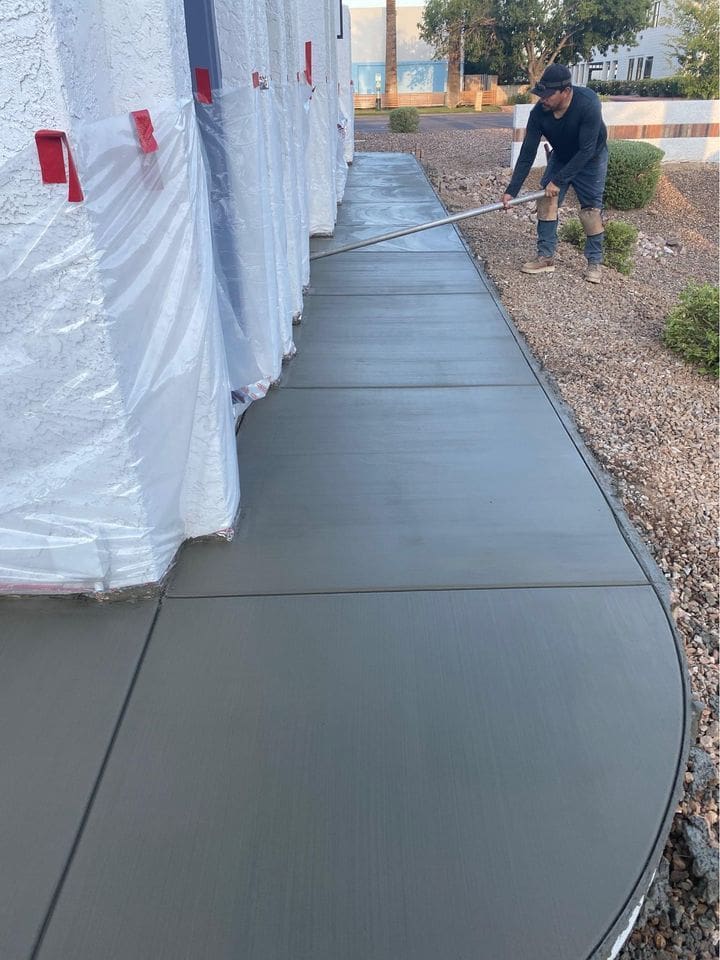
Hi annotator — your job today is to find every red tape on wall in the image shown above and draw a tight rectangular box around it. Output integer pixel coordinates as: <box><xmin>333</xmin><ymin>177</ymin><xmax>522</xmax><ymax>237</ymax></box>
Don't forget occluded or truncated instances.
<box><xmin>195</xmin><ymin>67</ymin><xmax>212</xmax><ymax>104</ymax></box>
<box><xmin>131</xmin><ymin>110</ymin><xmax>158</xmax><ymax>153</ymax></box>
<box><xmin>304</xmin><ymin>41</ymin><xmax>312</xmax><ymax>86</ymax></box>
<box><xmin>34</xmin><ymin>130</ymin><xmax>84</xmax><ymax>202</ymax></box>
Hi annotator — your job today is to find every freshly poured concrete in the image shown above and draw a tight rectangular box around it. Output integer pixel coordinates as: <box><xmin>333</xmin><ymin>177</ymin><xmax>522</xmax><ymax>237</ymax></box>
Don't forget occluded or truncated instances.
<box><xmin>337</xmin><ymin>199</ymin><xmax>447</xmax><ymax>223</ymax></box>
<box><xmin>34</xmin><ymin>589</ymin><xmax>683</xmax><ymax>960</ymax></box>
<box><xmin>308</xmin><ymin>251</ymin><xmax>487</xmax><ymax>294</ymax></box>
<box><xmin>287</xmin><ymin>294</ymin><xmax>536</xmax><ymax>387</ymax></box>
<box><xmin>310</xmin><ymin>224</ymin><xmax>464</xmax><ymax>253</ymax></box>
<box><xmin>23</xmin><ymin>154</ymin><xmax>686</xmax><ymax>960</ymax></box>
<box><xmin>0</xmin><ymin>599</ymin><xmax>157</xmax><ymax>960</ymax></box>
<box><xmin>168</xmin><ymin>386</ymin><xmax>645</xmax><ymax>597</ymax></box>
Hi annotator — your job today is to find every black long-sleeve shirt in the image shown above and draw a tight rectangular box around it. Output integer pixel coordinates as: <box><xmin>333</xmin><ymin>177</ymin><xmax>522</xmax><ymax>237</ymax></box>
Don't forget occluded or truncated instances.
<box><xmin>506</xmin><ymin>85</ymin><xmax>607</xmax><ymax>197</ymax></box>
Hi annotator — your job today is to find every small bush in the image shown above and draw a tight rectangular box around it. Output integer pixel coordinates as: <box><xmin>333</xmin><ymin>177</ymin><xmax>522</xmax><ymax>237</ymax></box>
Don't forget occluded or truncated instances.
<box><xmin>389</xmin><ymin>107</ymin><xmax>420</xmax><ymax>133</ymax></box>
<box><xmin>663</xmin><ymin>283</ymin><xmax>719</xmax><ymax>375</ymax></box>
<box><xmin>604</xmin><ymin>140</ymin><xmax>664</xmax><ymax>209</ymax></box>
<box><xmin>559</xmin><ymin>217</ymin><xmax>638</xmax><ymax>274</ymax></box>
<box><xmin>588</xmin><ymin>78</ymin><xmax>686</xmax><ymax>98</ymax></box>
<box><xmin>507</xmin><ymin>91</ymin><xmax>533</xmax><ymax>105</ymax></box>
<box><xmin>559</xmin><ymin>218</ymin><xmax>585</xmax><ymax>247</ymax></box>
<box><xmin>603</xmin><ymin>220</ymin><xmax>638</xmax><ymax>274</ymax></box>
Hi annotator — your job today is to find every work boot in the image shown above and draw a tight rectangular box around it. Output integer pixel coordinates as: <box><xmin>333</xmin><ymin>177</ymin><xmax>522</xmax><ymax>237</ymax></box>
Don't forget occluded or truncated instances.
<box><xmin>584</xmin><ymin>262</ymin><xmax>602</xmax><ymax>284</ymax></box>
<box><xmin>520</xmin><ymin>257</ymin><xmax>555</xmax><ymax>275</ymax></box>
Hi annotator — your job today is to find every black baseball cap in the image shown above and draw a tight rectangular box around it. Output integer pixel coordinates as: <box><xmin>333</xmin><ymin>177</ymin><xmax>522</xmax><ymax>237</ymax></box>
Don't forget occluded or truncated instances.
<box><xmin>531</xmin><ymin>64</ymin><xmax>572</xmax><ymax>96</ymax></box>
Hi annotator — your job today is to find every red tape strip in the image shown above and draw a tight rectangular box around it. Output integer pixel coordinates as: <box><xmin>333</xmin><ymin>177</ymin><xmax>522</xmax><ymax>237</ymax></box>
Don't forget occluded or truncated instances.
<box><xmin>195</xmin><ymin>67</ymin><xmax>212</xmax><ymax>104</ymax></box>
<box><xmin>34</xmin><ymin>130</ymin><xmax>84</xmax><ymax>202</ymax></box>
<box><xmin>252</xmin><ymin>71</ymin><xmax>260</xmax><ymax>89</ymax></box>
<box><xmin>304</xmin><ymin>41</ymin><xmax>312</xmax><ymax>86</ymax></box>
<box><xmin>131</xmin><ymin>110</ymin><xmax>158</xmax><ymax>153</ymax></box>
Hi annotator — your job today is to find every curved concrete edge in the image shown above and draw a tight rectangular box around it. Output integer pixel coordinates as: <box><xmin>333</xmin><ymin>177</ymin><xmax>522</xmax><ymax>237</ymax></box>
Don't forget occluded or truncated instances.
<box><xmin>405</xmin><ymin>154</ymin><xmax>692</xmax><ymax>960</ymax></box>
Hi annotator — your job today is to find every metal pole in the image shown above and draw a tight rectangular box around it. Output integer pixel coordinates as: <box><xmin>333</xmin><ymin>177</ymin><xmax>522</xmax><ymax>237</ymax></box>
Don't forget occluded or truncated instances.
<box><xmin>309</xmin><ymin>190</ymin><xmax>546</xmax><ymax>261</ymax></box>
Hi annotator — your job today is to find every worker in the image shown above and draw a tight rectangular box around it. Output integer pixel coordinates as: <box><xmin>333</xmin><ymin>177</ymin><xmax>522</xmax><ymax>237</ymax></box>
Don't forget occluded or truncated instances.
<box><xmin>501</xmin><ymin>64</ymin><xmax>608</xmax><ymax>284</ymax></box>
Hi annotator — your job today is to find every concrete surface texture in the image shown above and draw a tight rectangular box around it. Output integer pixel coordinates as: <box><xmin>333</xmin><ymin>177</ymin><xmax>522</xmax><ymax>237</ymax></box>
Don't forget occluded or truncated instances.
<box><xmin>0</xmin><ymin>154</ymin><xmax>688</xmax><ymax>960</ymax></box>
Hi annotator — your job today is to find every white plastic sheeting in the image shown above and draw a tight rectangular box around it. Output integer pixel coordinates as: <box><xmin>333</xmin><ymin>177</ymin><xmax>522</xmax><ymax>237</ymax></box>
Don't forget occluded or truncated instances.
<box><xmin>266</xmin><ymin>0</ymin><xmax>311</xmax><ymax>305</ymax></box>
<box><xmin>208</xmin><ymin>0</ymin><xmax>302</xmax><ymax>400</ymax></box>
<box><xmin>0</xmin><ymin>103</ymin><xmax>239</xmax><ymax>593</ymax></box>
<box><xmin>196</xmin><ymin>87</ymin><xmax>287</xmax><ymax>400</ymax></box>
<box><xmin>0</xmin><ymin>0</ymin><xmax>352</xmax><ymax>594</ymax></box>
<box><xmin>338</xmin><ymin>5</ymin><xmax>355</xmax><ymax>167</ymax></box>
<box><xmin>298</xmin><ymin>0</ymin><xmax>344</xmax><ymax>234</ymax></box>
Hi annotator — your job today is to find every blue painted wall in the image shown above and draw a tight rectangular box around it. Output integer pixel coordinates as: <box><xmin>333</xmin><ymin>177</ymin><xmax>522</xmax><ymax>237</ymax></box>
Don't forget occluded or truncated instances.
<box><xmin>353</xmin><ymin>61</ymin><xmax>448</xmax><ymax>95</ymax></box>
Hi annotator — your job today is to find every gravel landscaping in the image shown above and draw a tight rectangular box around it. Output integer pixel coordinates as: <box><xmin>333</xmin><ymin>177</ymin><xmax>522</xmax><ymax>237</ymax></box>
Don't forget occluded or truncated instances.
<box><xmin>355</xmin><ymin>127</ymin><xmax>719</xmax><ymax>958</ymax></box>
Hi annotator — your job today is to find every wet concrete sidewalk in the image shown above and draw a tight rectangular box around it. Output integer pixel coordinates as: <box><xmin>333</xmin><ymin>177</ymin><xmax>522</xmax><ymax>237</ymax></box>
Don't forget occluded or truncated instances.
<box><xmin>1</xmin><ymin>154</ymin><xmax>688</xmax><ymax>960</ymax></box>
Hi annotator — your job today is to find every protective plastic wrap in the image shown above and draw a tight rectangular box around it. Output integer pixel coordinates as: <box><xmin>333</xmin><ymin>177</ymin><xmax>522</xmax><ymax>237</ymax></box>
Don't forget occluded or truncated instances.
<box><xmin>299</xmin><ymin>3</ymin><xmax>340</xmax><ymax>235</ymax></box>
<box><xmin>207</xmin><ymin>0</ymin><xmax>301</xmax><ymax>396</ymax></box>
<box><xmin>297</xmin><ymin>78</ymin><xmax>314</xmax><ymax>287</ymax></box>
<box><xmin>332</xmin><ymin>2</ymin><xmax>349</xmax><ymax>203</ymax></box>
<box><xmin>195</xmin><ymin>88</ymin><xmax>286</xmax><ymax>400</ymax></box>
<box><xmin>338</xmin><ymin>5</ymin><xmax>355</xmax><ymax>167</ymax></box>
<box><xmin>0</xmin><ymin>102</ymin><xmax>239</xmax><ymax>593</ymax></box>
<box><xmin>266</xmin><ymin>0</ymin><xmax>307</xmax><ymax>322</ymax></box>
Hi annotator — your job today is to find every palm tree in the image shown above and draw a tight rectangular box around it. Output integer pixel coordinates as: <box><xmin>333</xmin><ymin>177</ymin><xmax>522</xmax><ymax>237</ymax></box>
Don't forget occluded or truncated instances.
<box><xmin>385</xmin><ymin>0</ymin><xmax>398</xmax><ymax>107</ymax></box>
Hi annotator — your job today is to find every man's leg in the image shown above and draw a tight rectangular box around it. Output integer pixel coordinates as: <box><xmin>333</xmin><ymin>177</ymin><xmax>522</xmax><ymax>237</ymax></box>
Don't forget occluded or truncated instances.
<box><xmin>521</xmin><ymin>163</ymin><xmax>567</xmax><ymax>274</ymax></box>
<box><xmin>536</xmin><ymin>193</ymin><xmax>559</xmax><ymax>259</ymax></box>
<box><xmin>572</xmin><ymin>149</ymin><xmax>608</xmax><ymax>282</ymax></box>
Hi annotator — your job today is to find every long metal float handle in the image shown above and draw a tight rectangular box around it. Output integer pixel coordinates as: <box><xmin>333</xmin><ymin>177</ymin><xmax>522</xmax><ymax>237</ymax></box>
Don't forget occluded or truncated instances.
<box><xmin>309</xmin><ymin>189</ymin><xmax>546</xmax><ymax>261</ymax></box>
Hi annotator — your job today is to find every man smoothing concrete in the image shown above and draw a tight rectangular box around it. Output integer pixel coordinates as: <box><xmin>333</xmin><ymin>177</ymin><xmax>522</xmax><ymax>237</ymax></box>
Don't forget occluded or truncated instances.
<box><xmin>501</xmin><ymin>64</ymin><xmax>608</xmax><ymax>284</ymax></box>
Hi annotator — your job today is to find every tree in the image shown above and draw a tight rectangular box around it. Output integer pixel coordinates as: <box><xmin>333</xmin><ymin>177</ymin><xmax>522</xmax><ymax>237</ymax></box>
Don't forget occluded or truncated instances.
<box><xmin>385</xmin><ymin>0</ymin><xmax>398</xmax><ymax>107</ymax></box>
<box><xmin>419</xmin><ymin>0</ymin><xmax>495</xmax><ymax>107</ymax></box>
<box><xmin>491</xmin><ymin>0</ymin><xmax>655</xmax><ymax>86</ymax></box>
<box><xmin>668</xmin><ymin>0</ymin><xmax>719</xmax><ymax>99</ymax></box>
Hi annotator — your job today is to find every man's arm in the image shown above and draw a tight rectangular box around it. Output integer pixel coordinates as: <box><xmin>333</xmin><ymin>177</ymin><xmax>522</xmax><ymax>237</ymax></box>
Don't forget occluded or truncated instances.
<box><xmin>504</xmin><ymin>112</ymin><xmax>542</xmax><ymax>198</ymax></box>
<box><xmin>551</xmin><ymin>99</ymin><xmax>603</xmax><ymax>184</ymax></box>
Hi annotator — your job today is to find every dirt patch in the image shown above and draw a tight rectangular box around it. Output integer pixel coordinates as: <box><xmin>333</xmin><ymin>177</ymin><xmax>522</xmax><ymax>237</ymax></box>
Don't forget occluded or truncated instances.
<box><xmin>356</xmin><ymin>129</ymin><xmax>719</xmax><ymax>958</ymax></box>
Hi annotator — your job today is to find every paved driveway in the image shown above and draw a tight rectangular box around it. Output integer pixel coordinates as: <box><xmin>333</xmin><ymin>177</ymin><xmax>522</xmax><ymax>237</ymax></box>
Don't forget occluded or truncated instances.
<box><xmin>355</xmin><ymin>111</ymin><xmax>513</xmax><ymax>133</ymax></box>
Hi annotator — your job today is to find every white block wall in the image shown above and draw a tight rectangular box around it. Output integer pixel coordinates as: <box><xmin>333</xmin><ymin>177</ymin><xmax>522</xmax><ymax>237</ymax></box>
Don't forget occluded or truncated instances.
<box><xmin>512</xmin><ymin>99</ymin><xmax>720</xmax><ymax>168</ymax></box>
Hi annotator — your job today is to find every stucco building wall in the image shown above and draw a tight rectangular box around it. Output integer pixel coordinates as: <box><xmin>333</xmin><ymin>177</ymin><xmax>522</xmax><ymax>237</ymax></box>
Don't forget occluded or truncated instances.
<box><xmin>0</xmin><ymin>0</ymin><xmax>238</xmax><ymax>592</ymax></box>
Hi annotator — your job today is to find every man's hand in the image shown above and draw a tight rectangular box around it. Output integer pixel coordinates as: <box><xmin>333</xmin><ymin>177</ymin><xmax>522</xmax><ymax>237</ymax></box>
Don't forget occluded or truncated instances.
<box><xmin>501</xmin><ymin>193</ymin><xmax>513</xmax><ymax>210</ymax></box>
<box><xmin>544</xmin><ymin>181</ymin><xmax>560</xmax><ymax>197</ymax></box>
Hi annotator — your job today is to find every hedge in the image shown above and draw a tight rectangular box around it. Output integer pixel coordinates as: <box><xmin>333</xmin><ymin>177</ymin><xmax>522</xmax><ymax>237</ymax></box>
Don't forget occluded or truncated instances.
<box><xmin>588</xmin><ymin>78</ymin><xmax>686</xmax><ymax>98</ymax></box>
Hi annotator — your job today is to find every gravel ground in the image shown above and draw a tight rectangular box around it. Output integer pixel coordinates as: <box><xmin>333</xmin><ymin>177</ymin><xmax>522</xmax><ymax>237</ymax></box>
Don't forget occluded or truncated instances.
<box><xmin>355</xmin><ymin>129</ymin><xmax>719</xmax><ymax>958</ymax></box>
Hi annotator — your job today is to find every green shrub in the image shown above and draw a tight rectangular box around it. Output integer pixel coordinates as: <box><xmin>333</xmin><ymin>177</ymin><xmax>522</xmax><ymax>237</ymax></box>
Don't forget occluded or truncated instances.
<box><xmin>389</xmin><ymin>107</ymin><xmax>420</xmax><ymax>133</ymax></box>
<box><xmin>603</xmin><ymin>220</ymin><xmax>638</xmax><ymax>274</ymax></box>
<box><xmin>604</xmin><ymin>140</ymin><xmax>664</xmax><ymax>209</ymax></box>
<box><xmin>588</xmin><ymin>78</ymin><xmax>686</xmax><ymax>97</ymax></box>
<box><xmin>507</xmin><ymin>91</ymin><xmax>533</xmax><ymax>105</ymax></box>
<box><xmin>559</xmin><ymin>217</ymin><xmax>638</xmax><ymax>274</ymax></box>
<box><xmin>663</xmin><ymin>283</ymin><xmax>719</xmax><ymax>375</ymax></box>
<box><xmin>559</xmin><ymin>218</ymin><xmax>585</xmax><ymax>247</ymax></box>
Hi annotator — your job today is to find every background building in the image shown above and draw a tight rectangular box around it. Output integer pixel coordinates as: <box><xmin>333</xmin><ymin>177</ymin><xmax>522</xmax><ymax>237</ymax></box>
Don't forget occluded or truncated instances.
<box><xmin>571</xmin><ymin>0</ymin><xmax>679</xmax><ymax>84</ymax></box>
